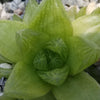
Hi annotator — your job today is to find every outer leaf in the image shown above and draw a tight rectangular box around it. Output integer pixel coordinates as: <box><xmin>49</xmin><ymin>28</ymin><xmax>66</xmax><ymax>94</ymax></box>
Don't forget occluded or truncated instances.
<box><xmin>53</xmin><ymin>72</ymin><xmax>100</xmax><ymax>100</ymax></box>
<box><xmin>82</xmin><ymin>24</ymin><xmax>100</xmax><ymax>47</ymax></box>
<box><xmin>72</xmin><ymin>15</ymin><xmax>100</xmax><ymax>36</ymax></box>
<box><xmin>29</xmin><ymin>0</ymin><xmax>73</xmax><ymax>40</ymax></box>
<box><xmin>4</xmin><ymin>61</ymin><xmax>51</xmax><ymax>99</ymax></box>
<box><xmin>23</xmin><ymin>0</ymin><xmax>38</xmax><ymax>24</ymax></box>
<box><xmin>0</xmin><ymin>20</ymin><xmax>27</xmax><ymax>62</ymax></box>
<box><xmin>67</xmin><ymin>36</ymin><xmax>100</xmax><ymax>75</ymax></box>
<box><xmin>25</xmin><ymin>92</ymin><xmax>56</xmax><ymax>100</ymax></box>
<box><xmin>72</xmin><ymin>14</ymin><xmax>100</xmax><ymax>48</ymax></box>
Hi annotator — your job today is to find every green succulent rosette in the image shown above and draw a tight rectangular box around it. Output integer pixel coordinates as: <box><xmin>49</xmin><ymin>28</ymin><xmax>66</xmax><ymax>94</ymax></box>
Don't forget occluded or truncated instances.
<box><xmin>0</xmin><ymin>0</ymin><xmax>99</xmax><ymax>100</ymax></box>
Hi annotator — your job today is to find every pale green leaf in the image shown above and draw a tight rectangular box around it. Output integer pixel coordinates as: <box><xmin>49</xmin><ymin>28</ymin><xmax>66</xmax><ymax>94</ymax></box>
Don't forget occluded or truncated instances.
<box><xmin>53</xmin><ymin>72</ymin><xmax>100</xmax><ymax>100</ymax></box>
<box><xmin>4</xmin><ymin>61</ymin><xmax>51</xmax><ymax>99</ymax></box>
<box><xmin>85</xmin><ymin>24</ymin><xmax>100</xmax><ymax>47</ymax></box>
<box><xmin>72</xmin><ymin>14</ymin><xmax>100</xmax><ymax>48</ymax></box>
<box><xmin>23</xmin><ymin>0</ymin><xmax>38</xmax><ymax>24</ymax></box>
<box><xmin>29</xmin><ymin>0</ymin><xmax>73</xmax><ymax>40</ymax></box>
<box><xmin>67</xmin><ymin>36</ymin><xmax>100</xmax><ymax>75</ymax></box>
<box><xmin>0</xmin><ymin>20</ymin><xmax>27</xmax><ymax>62</ymax></box>
<box><xmin>16</xmin><ymin>29</ymin><xmax>49</xmax><ymax>62</ymax></box>
<box><xmin>72</xmin><ymin>15</ymin><xmax>100</xmax><ymax>36</ymax></box>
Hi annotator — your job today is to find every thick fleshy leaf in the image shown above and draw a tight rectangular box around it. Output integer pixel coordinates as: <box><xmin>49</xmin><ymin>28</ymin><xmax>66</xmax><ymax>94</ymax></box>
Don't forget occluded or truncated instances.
<box><xmin>23</xmin><ymin>0</ymin><xmax>38</xmax><ymax>24</ymax></box>
<box><xmin>67</xmin><ymin>36</ymin><xmax>100</xmax><ymax>75</ymax></box>
<box><xmin>72</xmin><ymin>14</ymin><xmax>100</xmax><ymax>48</ymax></box>
<box><xmin>16</xmin><ymin>29</ymin><xmax>49</xmax><ymax>62</ymax></box>
<box><xmin>29</xmin><ymin>0</ymin><xmax>73</xmax><ymax>40</ymax></box>
<box><xmin>4</xmin><ymin>62</ymin><xmax>51</xmax><ymax>99</ymax></box>
<box><xmin>0</xmin><ymin>20</ymin><xmax>27</xmax><ymax>62</ymax></box>
<box><xmin>53</xmin><ymin>72</ymin><xmax>100</xmax><ymax>100</ymax></box>
<box><xmin>72</xmin><ymin>15</ymin><xmax>100</xmax><ymax>36</ymax></box>
<box><xmin>81</xmin><ymin>24</ymin><xmax>100</xmax><ymax>47</ymax></box>
<box><xmin>25</xmin><ymin>92</ymin><xmax>56</xmax><ymax>100</ymax></box>
<box><xmin>38</xmin><ymin>65</ymin><xmax>69</xmax><ymax>86</ymax></box>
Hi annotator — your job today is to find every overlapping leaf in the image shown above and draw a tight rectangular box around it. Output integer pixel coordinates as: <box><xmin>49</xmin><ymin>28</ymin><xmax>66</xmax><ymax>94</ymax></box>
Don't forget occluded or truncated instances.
<box><xmin>53</xmin><ymin>72</ymin><xmax>100</xmax><ymax>100</ymax></box>
<box><xmin>72</xmin><ymin>14</ymin><xmax>100</xmax><ymax>48</ymax></box>
<box><xmin>1</xmin><ymin>0</ymin><xmax>100</xmax><ymax>100</ymax></box>
<box><xmin>38</xmin><ymin>65</ymin><xmax>69</xmax><ymax>86</ymax></box>
<box><xmin>4</xmin><ymin>61</ymin><xmax>51</xmax><ymax>99</ymax></box>
<box><xmin>29</xmin><ymin>0</ymin><xmax>73</xmax><ymax>40</ymax></box>
<box><xmin>0</xmin><ymin>21</ymin><xmax>27</xmax><ymax>63</ymax></box>
<box><xmin>67</xmin><ymin>36</ymin><xmax>100</xmax><ymax>75</ymax></box>
<box><xmin>72</xmin><ymin>15</ymin><xmax>100</xmax><ymax>36</ymax></box>
<box><xmin>16</xmin><ymin>0</ymin><xmax>72</xmax><ymax>63</ymax></box>
<box><xmin>16</xmin><ymin>29</ymin><xmax>49</xmax><ymax>62</ymax></box>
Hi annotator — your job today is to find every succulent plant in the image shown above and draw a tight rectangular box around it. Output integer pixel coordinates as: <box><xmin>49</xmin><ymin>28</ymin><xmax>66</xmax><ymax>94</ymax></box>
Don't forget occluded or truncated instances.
<box><xmin>0</xmin><ymin>0</ymin><xmax>100</xmax><ymax>100</ymax></box>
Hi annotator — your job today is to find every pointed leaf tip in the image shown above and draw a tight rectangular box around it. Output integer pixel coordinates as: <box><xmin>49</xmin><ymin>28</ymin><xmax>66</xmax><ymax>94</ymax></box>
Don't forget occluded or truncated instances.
<box><xmin>30</xmin><ymin>0</ymin><xmax>73</xmax><ymax>40</ymax></box>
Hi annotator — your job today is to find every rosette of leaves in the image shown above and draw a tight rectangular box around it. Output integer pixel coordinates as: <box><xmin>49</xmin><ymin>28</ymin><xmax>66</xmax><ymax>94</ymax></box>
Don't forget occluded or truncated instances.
<box><xmin>0</xmin><ymin>0</ymin><xmax>100</xmax><ymax>100</ymax></box>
